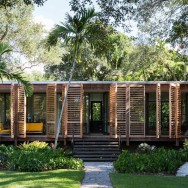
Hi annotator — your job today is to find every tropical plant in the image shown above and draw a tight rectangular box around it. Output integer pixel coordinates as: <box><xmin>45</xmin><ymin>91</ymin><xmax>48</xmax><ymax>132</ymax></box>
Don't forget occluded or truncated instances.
<box><xmin>47</xmin><ymin>8</ymin><xmax>98</xmax><ymax>148</ymax></box>
<box><xmin>0</xmin><ymin>42</ymin><xmax>32</xmax><ymax>96</ymax></box>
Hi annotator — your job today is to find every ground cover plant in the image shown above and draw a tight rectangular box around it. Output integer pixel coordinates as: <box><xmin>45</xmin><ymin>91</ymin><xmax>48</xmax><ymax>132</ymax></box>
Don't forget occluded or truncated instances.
<box><xmin>0</xmin><ymin>169</ymin><xmax>84</xmax><ymax>188</ymax></box>
<box><xmin>110</xmin><ymin>173</ymin><xmax>188</xmax><ymax>188</ymax></box>
<box><xmin>114</xmin><ymin>142</ymin><xmax>188</xmax><ymax>175</ymax></box>
<box><xmin>0</xmin><ymin>141</ymin><xmax>84</xmax><ymax>172</ymax></box>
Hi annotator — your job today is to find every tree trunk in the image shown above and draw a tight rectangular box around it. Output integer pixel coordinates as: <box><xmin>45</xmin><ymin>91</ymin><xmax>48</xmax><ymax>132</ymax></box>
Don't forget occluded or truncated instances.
<box><xmin>54</xmin><ymin>43</ymin><xmax>79</xmax><ymax>149</ymax></box>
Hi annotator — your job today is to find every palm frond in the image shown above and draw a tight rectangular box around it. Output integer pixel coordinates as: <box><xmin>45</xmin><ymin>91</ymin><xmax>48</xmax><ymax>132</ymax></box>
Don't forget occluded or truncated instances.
<box><xmin>0</xmin><ymin>68</ymin><xmax>32</xmax><ymax>96</ymax></box>
<box><xmin>0</xmin><ymin>43</ymin><xmax>12</xmax><ymax>56</ymax></box>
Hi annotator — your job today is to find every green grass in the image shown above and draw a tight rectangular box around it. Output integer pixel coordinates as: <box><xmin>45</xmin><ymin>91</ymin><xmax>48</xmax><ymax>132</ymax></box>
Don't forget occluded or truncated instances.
<box><xmin>0</xmin><ymin>169</ymin><xmax>84</xmax><ymax>188</ymax></box>
<box><xmin>110</xmin><ymin>173</ymin><xmax>188</xmax><ymax>188</ymax></box>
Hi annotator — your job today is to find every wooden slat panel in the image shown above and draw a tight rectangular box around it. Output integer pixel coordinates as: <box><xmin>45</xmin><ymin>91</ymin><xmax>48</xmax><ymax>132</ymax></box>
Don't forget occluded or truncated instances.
<box><xmin>129</xmin><ymin>85</ymin><xmax>145</xmax><ymax>136</ymax></box>
<box><xmin>117</xmin><ymin>84</ymin><xmax>126</xmax><ymax>137</ymax></box>
<box><xmin>80</xmin><ymin>84</ymin><xmax>84</xmax><ymax>138</ymax></box>
<box><xmin>46</xmin><ymin>84</ymin><xmax>57</xmax><ymax>137</ymax></box>
<box><xmin>66</xmin><ymin>84</ymin><xmax>83</xmax><ymax>138</ymax></box>
<box><xmin>62</xmin><ymin>84</ymin><xmax>67</xmax><ymax>137</ymax></box>
<box><xmin>17</xmin><ymin>86</ymin><xmax>26</xmax><ymax>138</ymax></box>
<box><xmin>110</xmin><ymin>84</ymin><xmax>117</xmax><ymax>137</ymax></box>
<box><xmin>156</xmin><ymin>83</ymin><xmax>161</xmax><ymax>138</ymax></box>
<box><xmin>10</xmin><ymin>84</ymin><xmax>16</xmax><ymax>138</ymax></box>
<box><xmin>175</xmin><ymin>83</ymin><xmax>181</xmax><ymax>138</ymax></box>
<box><xmin>169</xmin><ymin>84</ymin><xmax>176</xmax><ymax>138</ymax></box>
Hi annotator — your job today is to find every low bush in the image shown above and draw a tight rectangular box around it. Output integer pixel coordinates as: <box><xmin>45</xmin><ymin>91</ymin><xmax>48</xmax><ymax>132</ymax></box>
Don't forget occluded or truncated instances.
<box><xmin>114</xmin><ymin>143</ymin><xmax>188</xmax><ymax>175</ymax></box>
<box><xmin>0</xmin><ymin>142</ymin><xmax>84</xmax><ymax>172</ymax></box>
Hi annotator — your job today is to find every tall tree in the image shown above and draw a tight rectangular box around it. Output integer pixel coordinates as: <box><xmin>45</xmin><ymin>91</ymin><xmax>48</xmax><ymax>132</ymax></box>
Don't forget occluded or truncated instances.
<box><xmin>0</xmin><ymin>42</ymin><xmax>32</xmax><ymax>95</ymax></box>
<box><xmin>47</xmin><ymin>8</ymin><xmax>99</xmax><ymax>148</ymax></box>
<box><xmin>135</xmin><ymin>0</ymin><xmax>188</xmax><ymax>45</ymax></box>
<box><xmin>0</xmin><ymin>0</ymin><xmax>47</xmax><ymax>8</ymax></box>
<box><xmin>0</xmin><ymin>2</ymin><xmax>62</xmax><ymax>74</ymax></box>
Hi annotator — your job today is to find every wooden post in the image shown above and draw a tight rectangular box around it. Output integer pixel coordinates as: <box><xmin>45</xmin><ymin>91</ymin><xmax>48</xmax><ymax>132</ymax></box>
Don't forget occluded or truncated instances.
<box><xmin>126</xmin><ymin>85</ymin><xmax>130</xmax><ymax>146</ymax></box>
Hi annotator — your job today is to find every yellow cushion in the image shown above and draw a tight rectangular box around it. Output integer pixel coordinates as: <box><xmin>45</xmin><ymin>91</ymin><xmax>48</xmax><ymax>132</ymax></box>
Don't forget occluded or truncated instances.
<box><xmin>0</xmin><ymin>123</ymin><xmax>10</xmax><ymax>133</ymax></box>
<box><xmin>26</xmin><ymin>123</ymin><xmax>43</xmax><ymax>132</ymax></box>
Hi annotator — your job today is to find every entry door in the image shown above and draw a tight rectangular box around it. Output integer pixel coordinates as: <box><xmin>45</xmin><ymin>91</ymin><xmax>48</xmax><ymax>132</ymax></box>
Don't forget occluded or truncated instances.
<box><xmin>90</xmin><ymin>101</ymin><xmax>103</xmax><ymax>133</ymax></box>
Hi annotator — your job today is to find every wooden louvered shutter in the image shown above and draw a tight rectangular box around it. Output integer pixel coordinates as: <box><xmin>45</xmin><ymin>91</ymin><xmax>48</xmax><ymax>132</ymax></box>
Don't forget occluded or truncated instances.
<box><xmin>117</xmin><ymin>84</ymin><xmax>126</xmax><ymax>137</ymax></box>
<box><xmin>17</xmin><ymin>86</ymin><xmax>26</xmax><ymax>138</ymax></box>
<box><xmin>10</xmin><ymin>84</ymin><xmax>16</xmax><ymax>138</ymax></box>
<box><xmin>46</xmin><ymin>84</ymin><xmax>57</xmax><ymax>137</ymax></box>
<box><xmin>62</xmin><ymin>84</ymin><xmax>67</xmax><ymax>137</ymax></box>
<box><xmin>156</xmin><ymin>84</ymin><xmax>161</xmax><ymax>138</ymax></box>
<box><xmin>175</xmin><ymin>83</ymin><xmax>181</xmax><ymax>138</ymax></box>
<box><xmin>129</xmin><ymin>85</ymin><xmax>145</xmax><ymax>136</ymax></box>
<box><xmin>169</xmin><ymin>84</ymin><xmax>176</xmax><ymax>138</ymax></box>
<box><xmin>67</xmin><ymin>84</ymin><xmax>83</xmax><ymax>138</ymax></box>
<box><xmin>110</xmin><ymin>84</ymin><xmax>117</xmax><ymax>138</ymax></box>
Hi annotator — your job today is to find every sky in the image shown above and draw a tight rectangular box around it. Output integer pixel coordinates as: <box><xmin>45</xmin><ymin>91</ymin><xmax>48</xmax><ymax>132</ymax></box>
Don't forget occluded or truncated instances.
<box><xmin>33</xmin><ymin>0</ymin><xmax>137</xmax><ymax>35</ymax></box>
<box><xmin>33</xmin><ymin>0</ymin><xmax>72</xmax><ymax>31</ymax></box>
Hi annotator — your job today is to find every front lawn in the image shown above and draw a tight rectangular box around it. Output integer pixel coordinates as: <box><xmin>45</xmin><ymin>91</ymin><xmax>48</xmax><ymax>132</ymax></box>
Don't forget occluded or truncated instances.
<box><xmin>110</xmin><ymin>173</ymin><xmax>188</xmax><ymax>188</ymax></box>
<box><xmin>0</xmin><ymin>169</ymin><xmax>84</xmax><ymax>188</ymax></box>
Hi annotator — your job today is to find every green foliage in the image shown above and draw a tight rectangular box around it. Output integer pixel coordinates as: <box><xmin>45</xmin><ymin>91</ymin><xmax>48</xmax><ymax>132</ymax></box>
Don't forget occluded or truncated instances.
<box><xmin>0</xmin><ymin>42</ymin><xmax>32</xmax><ymax>96</ymax></box>
<box><xmin>18</xmin><ymin>141</ymin><xmax>49</xmax><ymax>150</ymax></box>
<box><xmin>0</xmin><ymin>142</ymin><xmax>84</xmax><ymax>172</ymax></box>
<box><xmin>0</xmin><ymin>144</ymin><xmax>14</xmax><ymax>169</ymax></box>
<box><xmin>183</xmin><ymin>139</ymin><xmax>188</xmax><ymax>150</ymax></box>
<box><xmin>114</xmin><ymin>145</ymin><xmax>188</xmax><ymax>174</ymax></box>
<box><xmin>0</xmin><ymin>0</ymin><xmax>47</xmax><ymax>9</ymax></box>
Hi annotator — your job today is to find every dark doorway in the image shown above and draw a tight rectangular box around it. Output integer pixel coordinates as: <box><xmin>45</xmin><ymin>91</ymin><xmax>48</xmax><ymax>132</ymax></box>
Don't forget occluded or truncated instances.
<box><xmin>90</xmin><ymin>101</ymin><xmax>103</xmax><ymax>133</ymax></box>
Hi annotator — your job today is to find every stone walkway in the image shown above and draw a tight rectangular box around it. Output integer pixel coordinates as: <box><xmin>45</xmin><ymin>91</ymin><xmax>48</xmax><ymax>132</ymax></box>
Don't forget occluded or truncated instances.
<box><xmin>176</xmin><ymin>162</ymin><xmax>188</xmax><ymax>176</ymax></box>
<box><xmin>81</xmin><ymin>162</ymin><xmax>114</xmax><ymax>188</ymax></box>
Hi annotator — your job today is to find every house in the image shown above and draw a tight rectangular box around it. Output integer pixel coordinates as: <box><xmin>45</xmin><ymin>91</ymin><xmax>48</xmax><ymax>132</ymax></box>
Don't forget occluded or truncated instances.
<box><xmin>0</xmin><ymin>81</ymin><xmax>187</xmax><ymax>146</ymax></box>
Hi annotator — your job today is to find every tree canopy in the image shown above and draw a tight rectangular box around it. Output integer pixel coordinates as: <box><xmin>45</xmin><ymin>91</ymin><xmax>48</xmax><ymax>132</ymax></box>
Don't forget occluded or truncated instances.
<box><xmin>0</xmin><ymin>0</ymin><xmax>47</xmax><ymax>8</ymax></box>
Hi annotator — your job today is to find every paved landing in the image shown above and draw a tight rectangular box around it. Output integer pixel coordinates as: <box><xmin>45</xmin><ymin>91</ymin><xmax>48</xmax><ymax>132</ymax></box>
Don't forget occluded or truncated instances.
<box><xmin>176</xmin><ymin>162</ymin><xmax>188</xmax><ymax>176</ymax></box>
<box><xmin>81</xmin><ymin>162</ymin><xmax>114</xmax><ymax>188</ymax></box>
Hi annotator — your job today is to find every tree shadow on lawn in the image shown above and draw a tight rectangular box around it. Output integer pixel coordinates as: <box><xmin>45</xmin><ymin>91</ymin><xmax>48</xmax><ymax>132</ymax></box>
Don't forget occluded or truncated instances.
<box><xmin>0</xmin><ymin>169</ymin><xmax>84</xmax><ymax>188</ymax></box>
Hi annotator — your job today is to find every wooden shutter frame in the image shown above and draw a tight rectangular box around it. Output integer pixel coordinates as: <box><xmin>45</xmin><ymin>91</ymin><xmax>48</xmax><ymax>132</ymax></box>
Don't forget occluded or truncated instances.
<box><xmin>10</xmin><ymin>84</ymin><xmax>16</xmax><ymax>138</ymax></box>
<box><xmin>175</xmin><ymin>83</ymin><xmax>181</xmax><ymax>139</ymax></box>
<box><xmin>129</xmin><ymin>84</ymin><xmax>145</xmax><ymax>137</ymax></box>
<box><xmin>62</xmin><ymin>84</ymin><xmax>67</xmax><ymax>138</ymax></box>
<box><xmin>17</xmin><ymin>85</ymin><xmax>26</xmax><ymax>138</ymax></box>
<box><xmin>46</xmin><ymin>84</ymin><xmax>57</xmax><ymax>137</ymax></box>
<box><xmin>117</xmin><ymin>84</ymin><xmax>126</xmax><ymax>138</ymax></box>
<box><xmin>156</xmin><ymin>83</ymin><xmax>161</xmax><ymax>138</ymax></box>
<box><xmin>110</xmin><ymin>83</ymin><xmax>117</xmax><ymax>138</ymax></box>
<box><xmin>169</xmin><ymin>84</ymin><xmax>176</xmax><ymax>138</ymax></box>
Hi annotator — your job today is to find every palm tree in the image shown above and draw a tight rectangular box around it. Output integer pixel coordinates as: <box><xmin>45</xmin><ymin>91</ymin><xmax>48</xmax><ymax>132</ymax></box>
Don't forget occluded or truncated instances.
<box><xmin>47</xmin><ymin>8</ymin><xmax>97</xmax><ymax>148</ymax></box>
<box><xmin>0</xmin><ymin>42</ymin><xmax>32</xmax><ymax>96</ymax></box>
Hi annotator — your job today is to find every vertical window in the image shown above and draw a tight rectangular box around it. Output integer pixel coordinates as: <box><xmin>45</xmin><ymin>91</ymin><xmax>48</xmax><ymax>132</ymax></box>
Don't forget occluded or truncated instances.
<box><xmin>161</xmin><ymin>92</ymin><xmax>169</xmax><ymax>135</ymax></box>
<box><xmin>181</xmin><ymin>93</ymin><xmax>188</xmax><ymax>135</ymax></box>
<box><xmin>0</xmin><ymin>94</ymin><xmax>10</xmax><ymax>131</ymax></box>
<box><xmin>26</xmin><ymin>94</ymin><xmax>46</xmax><ymax>123</ymax></box>
<box><xmin>146</xmin><ymin>93</ymin><xmax>156</xmax><ymax>135</ymax></box>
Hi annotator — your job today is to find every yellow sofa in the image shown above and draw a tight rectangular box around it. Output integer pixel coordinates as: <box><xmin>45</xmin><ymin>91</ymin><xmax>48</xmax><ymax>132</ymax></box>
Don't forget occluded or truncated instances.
<box><xmin>26</xmin><ymin>123</ymin><xmax>43</xmax><ymax>133</ymax></box>
<box><xmin>0</xmin><ymin>123</ymin><xmax>10</xmax><ymax>134</ymax></box>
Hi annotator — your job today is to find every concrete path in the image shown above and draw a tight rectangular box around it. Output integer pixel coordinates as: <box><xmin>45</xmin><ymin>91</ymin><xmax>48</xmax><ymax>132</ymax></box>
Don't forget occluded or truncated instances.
<box><xmin>81</xmin><ymin>162</ymin><xmax>114</xmax><ymax>188</ymax></box>
<box><xmin>176</xmin><ymin>162</ymin><xmax>188</xmax><ymax>176</ymax></box>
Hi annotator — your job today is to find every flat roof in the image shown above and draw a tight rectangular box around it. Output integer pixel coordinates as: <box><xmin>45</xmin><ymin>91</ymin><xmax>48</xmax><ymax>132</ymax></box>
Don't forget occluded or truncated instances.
<box><xmin>1</xmin><ymin>81</ymin><xmax>188</xmax><ymax>84</ymax></box>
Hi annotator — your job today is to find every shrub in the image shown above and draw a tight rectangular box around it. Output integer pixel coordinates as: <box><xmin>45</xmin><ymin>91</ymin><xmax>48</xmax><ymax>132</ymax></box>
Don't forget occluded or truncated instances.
<box><xmin>137</xmin><ymin>143</ymin><xmax>156</xmax><ymax>153</ymax></box>
<box><xmin>0</xmin><ymin>145</ymin><xmax>15</xmax><ymax>169</ymax></box>
<box><xmin>0</xmin><ymin>142</ymin><xmax>84</xmax><ymax>172</ymax></box>
<box><xmin>183</xmin><ymin>139</ymin><xmax>188</xmax><ymax>150</ymax></box>
<box><xmin>114</xmin><ymin>146</ymin><xmax>187</xmax><ymax>175</ymax></box>
<box><xmin>18</xmin><ymin>141</ymin><xmax>49</xmax><ymax>150</ymax></box>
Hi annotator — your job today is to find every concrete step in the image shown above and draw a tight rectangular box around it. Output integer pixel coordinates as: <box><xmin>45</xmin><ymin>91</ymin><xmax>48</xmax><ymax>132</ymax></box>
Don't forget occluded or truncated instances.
<box><xmin>73</xmin><ymin>138</ymin><xmax>120</xmax><ymax>162</ymax></box>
